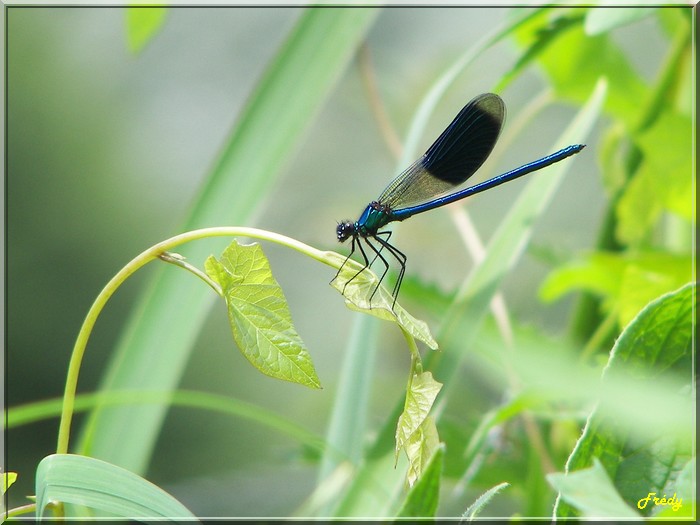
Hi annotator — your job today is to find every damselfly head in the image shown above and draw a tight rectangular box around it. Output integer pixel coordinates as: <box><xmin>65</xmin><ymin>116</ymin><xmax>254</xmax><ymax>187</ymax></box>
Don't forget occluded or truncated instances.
<box><xmin>336</xmin><ymin>221</ymin><xmax>356</xmax><ymax>243</ymax></box>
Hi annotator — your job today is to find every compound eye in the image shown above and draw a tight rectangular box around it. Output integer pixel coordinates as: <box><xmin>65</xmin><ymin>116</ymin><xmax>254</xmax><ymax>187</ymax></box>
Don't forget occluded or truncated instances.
<box><xmin>336</xmin><ymin>221</ymin><xmax>354</xmax><ymax>242</ymax></box>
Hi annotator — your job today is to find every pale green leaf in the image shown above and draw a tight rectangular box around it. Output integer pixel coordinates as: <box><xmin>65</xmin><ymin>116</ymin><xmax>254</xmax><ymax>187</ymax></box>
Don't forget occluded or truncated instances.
<box><xmin>80</xmin><ymin>8</ymin><xmax>377</xmax><ymax>474</ymax></box>
<box><xmin>395</xmin><ymin>372</ymin><xmax>442</xmax><ymax>458</ymax></box>
<box><xmin>549</xmin><ymin>459</ymin><xmax>639</xmax><ymax>518</ymax></box>
<box><xmin>330</xmin><ymin>253</ymin><xmax>438</xmax><ymax>350</ymax></box>
<box><xmin>35</xmin><ymin>454</ymin><xmax>197</xmax><ymax>520</ymax></box>
<box><xmin>206</xmin><ymin>240</ymin><xmax>320</xmax><ymax>389</ymax></box>
<box><xmin>332</xmin><ymin>72</ymin><xmax>607</xmax><ymax>520</ymax></box>
<box><xmin>540</xmin><ymin>250</ymin><xmax>692</xmax><ymax>327</ymax></box>
<box><xmin>462</xmin><ymin>482</ymin><xmax>510</xmax><ymax>521</ymax></box>
<box><xmin>3</xmin><ymin>472</ymin><xmax>18</xmax><ymax>494</ymax></box>
<box><xmin>403</xmin><ymin>416</ymin><xmax>441</xmax><ymax>489</ymax></box>
<box><xmin>397</xmin><ymin>441</ymin><xmax>444</xmax><ymax>517</ymax></box>
<box><xmin>539</xmin><ymin>251</ymin><xmax>627</xmax><ymax>305</ymax></box>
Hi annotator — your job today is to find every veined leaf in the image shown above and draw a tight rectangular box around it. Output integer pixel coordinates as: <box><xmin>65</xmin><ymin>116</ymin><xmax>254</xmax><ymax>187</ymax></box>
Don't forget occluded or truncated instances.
<box><xmin>403</xmin><ymin>417</ymin><xmax>441</xmax><ymax>490</ymax></box>
<box><xmin>35</xmin><ymin>454</ymin><xmax>197</xmax><ymax>520</ymax></box>
<box><xmin>330</xmin><ymin>253</ymin><xmax>438</xmax><ymax>350</ymax></box>
<box><xmin>80</xmin><ymin>8</ymin><xmax>377</xmax><ymax>474</ymax></box>
<box><xmin>205</xmin><ymin>240</ymin><xmax>320</xmax><ymax>389</ymax></box>
<box><xmin>395</xmin><ymin>371</ymin><xmax>442</xmax><ymax>460</ymax></box>
<box><xmin>397</xmin><ymin>441</ymin><xmax>444</xmax><ymax>517</ymax></box>
<box><xmin>554</xmin><ymin>283</ymin><xmax>695</xmax><ymax>518</ymax></box>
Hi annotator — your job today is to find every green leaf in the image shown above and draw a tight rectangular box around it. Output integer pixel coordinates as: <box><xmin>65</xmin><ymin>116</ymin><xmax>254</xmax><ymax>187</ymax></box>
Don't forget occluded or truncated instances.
<box><xmin>35</xmin><ymin>454</ymin><xmax>197</xmax><ymax>520</ymax></box>
<box><xmin>125</xmin><ymin>7</ymin><xmax>167</xmax><ymax>54</ymax></box>
<box><xmin>540</xmin><ymin>250</ymin><xmax>692</xmax><ymax>327</ymax></box>
<box><xmin>3</xmin><ymin>472</ymin><xmax>17</xmax><ymax>494</ymax></box>
<box><xmin>651</xmin><ymin>457</ymin><xmax>696</xmax><ymax>518</ymax></box>
<box><xmin>539</xmin><ymin>251</ymin><xmax>627</xmax><ymax>305</ymax></box>
<box><xmin>513</xmin><ymin>9</ymin><xmax>647</xmax><ymax>126</ymax></box>
<box><xmin>333</xmin><ymin>73</ymin><xmax>607</xmax><ymax>521</ymax></box>
<box><xmin>395</xmin><ymin>372</ymin><xmax>442</xmax><ymax>461</ymax></box>
<box><xmin>548</xmin><ymin>459</ymin><xmax>639</xmax><ymax>518</ymax></box>
<box><xmin>205</xmin><ymin>240</ymin><xmax>320</xmax><ymax>389</ymax></box>
<box><xmin>316</xmin><ymin>314</ymin><xmax>379</xmax><ymax>490</ymax></box>
<box><xmin>396</xmin><ymin>441</ymin><xmax>444</xmax><ymax>517</ymax></box>
<box><xmin>80</xmin><ymin>8</ymin><xmax>377</xmax><ymax>473</ymax></box>
<box><xmin>403</xmin><ymin>417</ymin><xmax>441</xmax><ymax>490</ymax></box>
<box><xmin>554</xmin><ymin>283</ymin><xmax>695</xmax><ymax>518</ymax></box>
<box><xmin>584</xmin><ymin>7</ymin><xmax>657</xmax><ymax>35</ymax></box>
<box><xmin>615</xmin><ymin>111</ymin><xmax>693</xmax><ymax>244</ymax></box>
<box><xmin>434</xmin><ymin>79</ymin><xmax>607</xmax><ymax>386</ymax></box>
<box><xmin>330</xmin><ymin>254</ymin><xmax>438</xmax><ymax>350</ymax></box>
<box><xmin>462</xmin><ymin>482</ymin><xmax>510</xmax><ymax>521</ymax></box>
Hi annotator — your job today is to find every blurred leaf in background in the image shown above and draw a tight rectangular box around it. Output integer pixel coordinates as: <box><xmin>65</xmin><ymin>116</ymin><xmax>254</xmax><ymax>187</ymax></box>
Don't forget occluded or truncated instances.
<box><xmin>6</xmin><ymin>5</ymin><xmax>694</xmax><ymax>520</ymax></box>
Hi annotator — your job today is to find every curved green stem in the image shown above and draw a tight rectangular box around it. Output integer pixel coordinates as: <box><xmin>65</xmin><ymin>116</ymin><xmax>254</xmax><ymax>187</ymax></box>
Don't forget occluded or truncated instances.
<box><xmin>56</xmin><ymin>227</ymin><xmax>343</xmax><ymax>456</ymax></box>
<box><xmin>5</xmin><ymin>502</ymin><xmax>38</xmax><ymax>519</ymax></box>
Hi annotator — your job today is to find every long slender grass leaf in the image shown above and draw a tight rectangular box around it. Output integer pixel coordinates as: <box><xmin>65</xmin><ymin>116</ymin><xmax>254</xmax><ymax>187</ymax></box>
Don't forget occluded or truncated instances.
<box><xmin>77</xmin><ymin>8</ymin><xmax>378</xmax><ymax>475</ymax></box>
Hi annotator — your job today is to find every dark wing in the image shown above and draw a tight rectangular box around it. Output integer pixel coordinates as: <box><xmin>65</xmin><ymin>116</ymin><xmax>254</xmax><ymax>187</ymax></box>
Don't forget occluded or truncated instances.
<box><xmin>378</xmin><ymin>93</ymin><xmax>505</xmax><ymax>209</ymax></box>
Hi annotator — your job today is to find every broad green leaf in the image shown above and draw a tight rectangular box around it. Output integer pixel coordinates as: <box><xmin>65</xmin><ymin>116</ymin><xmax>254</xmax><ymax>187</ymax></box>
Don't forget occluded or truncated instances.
<box><xmin>125</xmin><ymin>7</ymin><xmax>167</xmax><ymax>53</ymax></box>
<box><xmin>513</xmin><ymin>9</ymin><xmax>647</xmax><ymax>126</ymax></box>
<box><xmin>495</xmin><ymin>9</ymin><xmax>583</xmax><ymax>93</ymax></box>
<box><xmin>3</xmin><ymin>472</ymin><xmax>17</xmax><ymax>494</ymax></box>
<box><xmin>80</xmin><ymin>8</ymin><xmax>378</xmax><ymax>474</ymax></box>
<box><xmin>548</xmin><ymin>459</ymin><xmax>639</xmax><ymax>518</ymax></box>
<box><xmin>615</xmin><ymin>111</ymin><xmax>693</xmax><ymax>244</ymax></box>
<box><xmin>673</xmin><ymin>458</ymin><xmax>695</xmax><ymax>504</ymax></box>
<box><xmin>652</xmin><ymin>458</ymin><xmax>696</xmax><ymax>518</ymax></box>
<box><xmin>396</xmin><ymin>441</ymin><xmax>444</xmax><ymax>517</ymax></box>
<box><xmin>584</xmin><ymin>7</ymin><xmax>657</xmax><ymax>35</ymax></box>
<box><xmin>462</xmin><ymin>482</ymin><xmax>510</xmax><ymax>521</ymax></box>
<box><xmin>205</xmin><ymin>240</ymin><xmax>320</xmax><ymax>389</ymax></box>
<box><xmin>540</xmin><ymin>250</ymin><xmax>692</xmax><ymax>327</ymax></box>
<box><xmin>330</xmin><ymin>254</ymin><xmax>438</xmax><ymax>350</ymax></box>
<box><xmin>555</xmin><ymin>283</ymin><xmax>695</xmax><ymax>518</ymax></box>
<box><xmin>539</xmin><ymin>251</ymin><xmax>628</xmax><ymax>305</ymax></box>
<box><xmin>395</xmin><ymin>372</ymin><xmax>442</xmax><ymax>460</ymax></box>
<box><xmin>35</xmin><ymin>454</ymin><xmax>197</xmax><ymax>520</ymax></box>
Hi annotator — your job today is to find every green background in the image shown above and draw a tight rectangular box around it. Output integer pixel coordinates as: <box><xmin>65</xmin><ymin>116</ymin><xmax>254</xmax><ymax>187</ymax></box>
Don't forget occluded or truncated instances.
<box><xmin>6</xmin><ymin>6</ymin><xmax>684</xmax><ymax>518</ymax></box>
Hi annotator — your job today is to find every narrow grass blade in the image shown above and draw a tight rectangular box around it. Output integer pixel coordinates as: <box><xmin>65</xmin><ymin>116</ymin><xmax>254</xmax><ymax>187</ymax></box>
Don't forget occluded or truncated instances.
<box><xmin>431</xmin><ymin>78</ymin><xmax>607</xmax><ymax>385</ymax></box>
<box><xmin>77</xmin><ymin>8</ymin><xmax>378</xmax><ymax>475</ymax></box>
<box><xmin>462</xmin><ymin>482</ymin><xmax>510</xmax><ymax>521</ymax></box>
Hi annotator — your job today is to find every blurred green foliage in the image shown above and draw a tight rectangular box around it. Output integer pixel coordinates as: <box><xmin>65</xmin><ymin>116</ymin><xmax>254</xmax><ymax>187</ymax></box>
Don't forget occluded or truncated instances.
<box><xmin>6</xmin><ymin>5</ymin><xmax>694</xmax><ymax>520</ymax></box>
